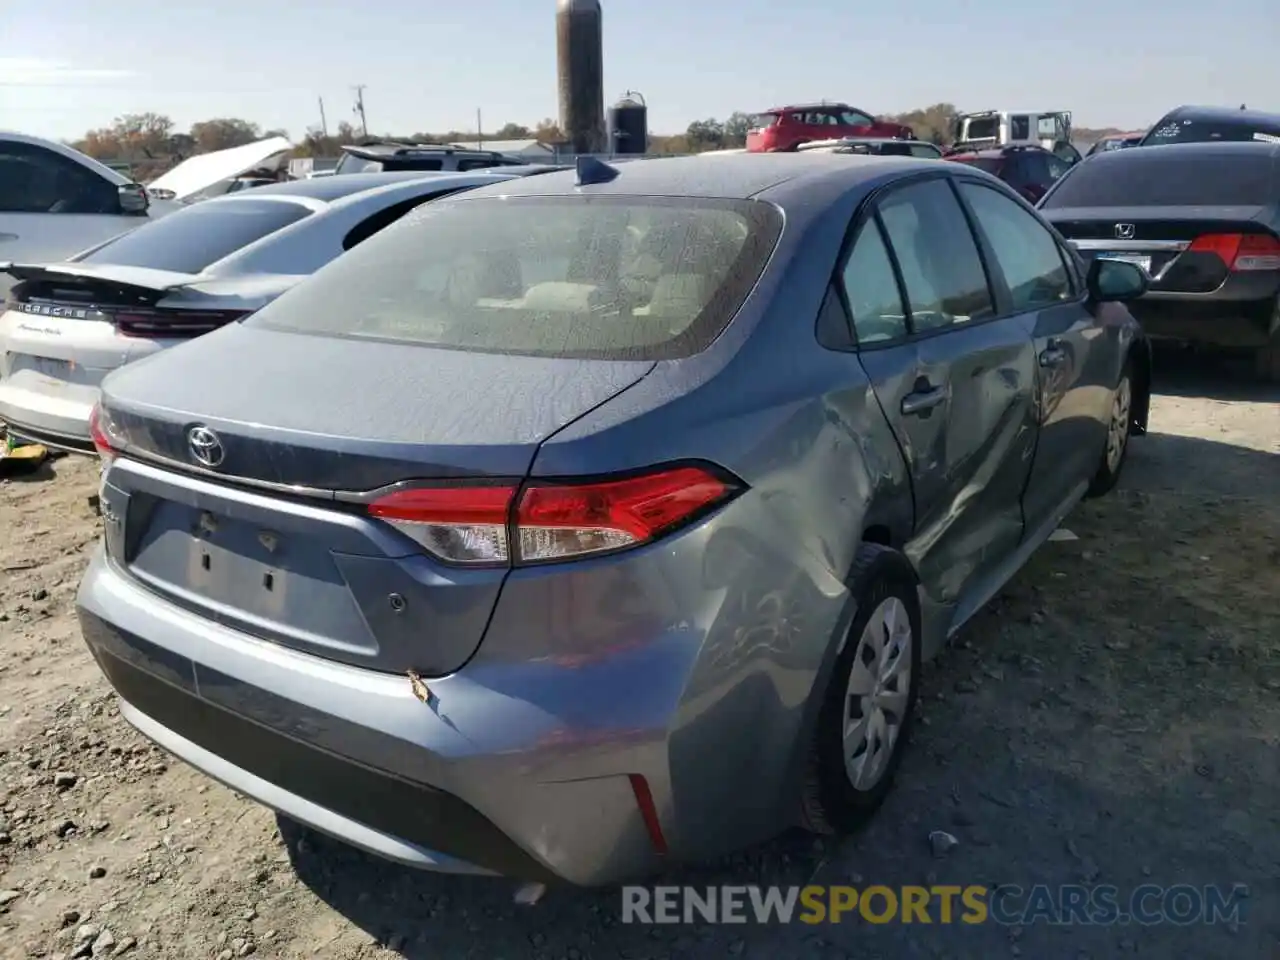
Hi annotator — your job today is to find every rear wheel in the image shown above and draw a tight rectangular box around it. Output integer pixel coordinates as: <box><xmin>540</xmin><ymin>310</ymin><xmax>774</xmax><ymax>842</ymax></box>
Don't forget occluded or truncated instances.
<box><xmin>1085</xmin><ymin>359</ymin><xmax>1133</xmax><ymax>499</ymax></box>
<box><xmin>801</xmin><ymin>544</ymin><xmax>921</xmax><ymax>834</ymax></box>
<box><xmin>1255</xmin><ymin>303</ymin><xmax>1280</xmax><ymax>382</ymax></box>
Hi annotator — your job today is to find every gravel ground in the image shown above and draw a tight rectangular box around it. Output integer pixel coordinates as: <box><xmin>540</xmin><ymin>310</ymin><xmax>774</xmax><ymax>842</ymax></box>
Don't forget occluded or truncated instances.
<box><xmin>1</xmin><ymin>349</ymin><xmax>1277</xmax><ymax>960</ymax></box>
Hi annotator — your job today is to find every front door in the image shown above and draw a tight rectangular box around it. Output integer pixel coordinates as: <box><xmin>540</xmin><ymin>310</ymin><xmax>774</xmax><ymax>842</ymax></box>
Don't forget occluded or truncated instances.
<box><xmin>839</xmin><ymin>175</ymin><xmax>1039</xmax><ymax>609</ymax></box>
<box><xmin>954</xmin><ymin>181</ymin><xmax>1112</xmax><ymax>533</ymax></box>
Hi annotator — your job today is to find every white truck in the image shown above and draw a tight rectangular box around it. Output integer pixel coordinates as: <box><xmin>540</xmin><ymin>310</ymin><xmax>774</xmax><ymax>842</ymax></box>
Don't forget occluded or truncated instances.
<box><xmin>951</xmin><ymin>110</ymin><xmax>1081</xmax><ymax>165</ymax></box>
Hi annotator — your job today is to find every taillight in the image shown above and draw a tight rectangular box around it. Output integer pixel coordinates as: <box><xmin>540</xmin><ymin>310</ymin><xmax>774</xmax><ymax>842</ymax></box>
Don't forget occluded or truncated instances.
<box><xmin>112</xmin><ymin>309</ymin><xmax>250</xmax><ymax>338</ymax></box>
<box><xmin>1187</xmin><ymin>233</ymin><xmax>1280</xmax><ymax>272</ymax></box>
<box><xmin>365</xmin><ymin>464</ymin><xmax>742</xmax><ymax>566</ymax></box>
<box><xmin>88</xmin><ymin>403</ymin><xmax>122</xmax><ymax>463</ymax></box>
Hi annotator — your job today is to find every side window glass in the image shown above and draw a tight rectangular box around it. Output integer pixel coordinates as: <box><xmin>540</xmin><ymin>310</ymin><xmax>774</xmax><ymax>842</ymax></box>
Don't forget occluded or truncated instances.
<box><xmin>0</xmin><ymin>143</ymin><xmax>116</xmax><ymax>215</ymax></box>
<box><xmin>840</xmin><ymin>220</ymin><xmax>908</xmax><ymax>344</ymax></box>
<box><xmin>959</xmin><ymin>182</ymin><xmax>1074</xmax><ymax>311</ymax></box>
<box><xmin>877</xmin><ymin>179</ymin><xmax>995</xmax><ymax>331</ymax></box>
<box><xmin>1010</xmin><ymin>115</ymin><xmax>1031</xmax><ymax>140</ymax></box>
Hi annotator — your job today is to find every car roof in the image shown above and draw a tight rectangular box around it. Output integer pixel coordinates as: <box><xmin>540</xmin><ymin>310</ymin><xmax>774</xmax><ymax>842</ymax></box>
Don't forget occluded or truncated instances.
<box><xmin>341</xmin><ymin>142</ymin><xmax>506</xmax><ymax>159</ymax></box>
<box><xmin>1095</xmin><ymin>140</ymin><xmax>1280</xmax><ymax>164</ymax></box>
<box><xmin>443</xmin><ymin>153</ymin><xmax>931</xmax><ymax>204</ymax></box>
<box><xmin>1161</xmin><ymin>104</ymin><xmax>1280</xmax><ymax>126</ymax></box>
<box><xmin>236</xmin><ymin>171</ymin><xmax>458</xmax><ymax>201</ymax></box>
<box><xmin>761</xmin><ymin>102</ymin><xmax>855</xmax><ymax>113</ymax></box>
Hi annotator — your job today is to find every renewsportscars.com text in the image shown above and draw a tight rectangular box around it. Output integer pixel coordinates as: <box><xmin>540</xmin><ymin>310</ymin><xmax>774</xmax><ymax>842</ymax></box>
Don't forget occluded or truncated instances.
<box><xmin>621</xmin><ymin>884</ymin><xmax>1249</xmax><ymax>926</ymax></box>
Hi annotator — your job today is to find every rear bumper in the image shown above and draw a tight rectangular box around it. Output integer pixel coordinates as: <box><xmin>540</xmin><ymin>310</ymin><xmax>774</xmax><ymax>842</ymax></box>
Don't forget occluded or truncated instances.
<box><xmin>0</xmin><ymin>371</ymin><xmax>98</xmax><ymax>449</ymax></box>
<box><xmin>1128</xmin><ymin>293</ymin><xmax>1277</xmax><ymax>348</ymax></box>
<box><xmin>76</xmin><ymin>547</ymin><xmax>667</xmax><ymax>884</ymax></box>
<box><xmin>77</xmin><ymin>498</ymin><xmax>851</xmax><ymax>885</ymax></box>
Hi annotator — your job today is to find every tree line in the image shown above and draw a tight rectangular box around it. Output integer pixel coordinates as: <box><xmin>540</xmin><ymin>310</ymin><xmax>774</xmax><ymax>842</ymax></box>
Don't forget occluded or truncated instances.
<box><xmin>68</xmin><ymin>107</ymin><xmax>1125</xmax><ymax>180</ymax></box>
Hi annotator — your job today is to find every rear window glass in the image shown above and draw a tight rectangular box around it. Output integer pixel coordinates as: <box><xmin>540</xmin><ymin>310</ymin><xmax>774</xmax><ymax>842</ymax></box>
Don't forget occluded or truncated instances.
<box><xmin>334</xmin><ymin>153</ymin><xmax>383</xmax><ymax>175</ymax></box>
<box><xmin>248</xmin><ymin>195</ymin><xmax>782</xmax><ymax>361</ymax></box>
<box><xmin>1142</xmin><ymin>118</ymin><xmax>1280</xmax><ymax>145</ymax></box>
<box><xmin>80</xmin><ymin>199</ymin><xmax>311</xmax><ymax>273</ymax></box>
<box><xmin>1040</xmin><ymin>151</ymin><xmax>1278</xmax><ymax>208</ymax></box>
<box><xmin>964</xmin><ymin>118</ymin><xmax>999</xmax><ymax>141</ymax></box>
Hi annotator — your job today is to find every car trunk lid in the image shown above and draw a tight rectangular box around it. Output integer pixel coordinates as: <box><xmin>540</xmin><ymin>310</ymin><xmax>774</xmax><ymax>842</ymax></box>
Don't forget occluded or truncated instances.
<box><xmin>1046</xmin><ymin>205</ymin><xmax>1273</xmax><ymax>291</ymax></box>
<box><xmin>95</xmin><ymin>323</ymin><xmax>655</xmax><ymax>675</ymax></box>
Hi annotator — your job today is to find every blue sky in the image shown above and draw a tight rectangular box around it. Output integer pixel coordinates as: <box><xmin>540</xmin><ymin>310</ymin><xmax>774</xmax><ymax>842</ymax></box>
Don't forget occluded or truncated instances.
<box><xmin>3</xmin><ymin>0</ymin><xmax>1277</xmax><ymax>141</ymax></box>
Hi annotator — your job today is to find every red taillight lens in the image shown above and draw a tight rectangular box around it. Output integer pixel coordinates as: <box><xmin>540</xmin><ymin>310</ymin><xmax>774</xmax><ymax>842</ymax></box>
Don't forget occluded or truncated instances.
<box><xmin>516</xmin><ymin>466</ymin><xmax>734</xmax><ymax>563</ymax></box>
<box><xmin>365</xmin><ymin>464</ymin><xmax>741</xmax><ymax>566</ymax></box>
<box><xmin>1187</xmin><ymin>233</ymin><xmax>1280</xmax><ymax>272</ymax></box>
<box><xmin>112</xmin><ymin>309</ymin><xmax>250</xmax><ymax>338</ymax></box>
<box><xmin>88</xmin><ymin>403</ymin><xmax>120</xmax><ymax>462</ymax></box>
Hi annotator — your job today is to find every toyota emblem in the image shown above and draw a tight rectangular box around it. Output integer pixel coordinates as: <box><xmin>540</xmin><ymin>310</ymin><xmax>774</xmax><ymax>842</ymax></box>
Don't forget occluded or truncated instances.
<box><xmin>187</xmin><ymin>425</ymin><xmax>225</xmax><ymax>468</ymax></box>
<box><xmin>1114</xmin><ymin>223</ymin><xmax>1136</xmax><ymax>240</ymax></box>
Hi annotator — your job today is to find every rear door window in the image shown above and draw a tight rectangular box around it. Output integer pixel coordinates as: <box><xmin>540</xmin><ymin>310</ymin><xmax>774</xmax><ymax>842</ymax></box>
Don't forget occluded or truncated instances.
<box><xmin>248</xmin><ymin>195</ymin><xmax>782</xmax><ymax>361</ymax></box>
<box><xmin>876</xmin><ymin>178</ymin><xmax>995</xmax><ymax>332</ymax></box>
<box><xmin>839</xmin><ymin>221</ymin><xmax>908</xmax><ymax>344</ymax></box>
<box><xmin>79</xmin><ymin>198</ymin><xmax>312</xmax><ymax>273</ymax></box>
<box><xmin>1040</xmin><ymin>150</ymin><xmax>1279</xmax><ymax>208</ymax></box>
<box><xmin>0</xmin><ymin>141</ymin><xmax>119</xmax><ymax>215</ymax></box>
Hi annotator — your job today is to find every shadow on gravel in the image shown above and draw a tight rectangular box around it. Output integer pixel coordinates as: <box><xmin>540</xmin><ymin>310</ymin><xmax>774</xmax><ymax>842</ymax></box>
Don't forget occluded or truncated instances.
<box><xmin>1123</xmin><ymin>428</ymin><xmax>1280</xmax><ymax>501</ymax></box>
<box><xmin>1149</xmin><ymin>342</ymin><xmax>1280</xmax><ymax>403</ymax></box>
<box><xmin>279</xmin><ymin>432</ymin><xmax>1279</xmax><ymax>960</ymax></box>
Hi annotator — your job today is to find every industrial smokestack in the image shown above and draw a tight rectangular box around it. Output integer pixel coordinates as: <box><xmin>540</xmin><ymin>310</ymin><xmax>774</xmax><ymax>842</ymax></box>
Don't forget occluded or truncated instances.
<box><xmin>556</xmin><ymin>0</ymin><xmax>606</xmax><ymax>154</ymax></box>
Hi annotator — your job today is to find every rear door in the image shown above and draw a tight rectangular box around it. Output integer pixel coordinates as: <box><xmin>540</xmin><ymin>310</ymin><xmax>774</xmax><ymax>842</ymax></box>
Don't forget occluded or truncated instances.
<box><xmin>841</xmin><ymin>175</ymin><xmax>1039</xmax><ymax>610</ymax></box>
<box><xmin>955</xmin><ymin>180</ymin><xmax>1112</xmax><ymax>533</ymax></box>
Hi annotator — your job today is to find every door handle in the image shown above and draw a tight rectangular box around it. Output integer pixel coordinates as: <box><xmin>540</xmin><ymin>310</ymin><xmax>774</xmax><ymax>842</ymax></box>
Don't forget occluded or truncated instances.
<box><xmin>901</xmin><ymin>385</ymin><xmax>947</xmax><ymax>416</ymax></box>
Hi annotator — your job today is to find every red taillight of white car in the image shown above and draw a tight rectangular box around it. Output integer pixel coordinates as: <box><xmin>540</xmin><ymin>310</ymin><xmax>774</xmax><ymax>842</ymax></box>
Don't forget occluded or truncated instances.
<box><xmin>367</xmin><ymin>464</ymin><xmax>742</xmax><ymax>566</ymax></box>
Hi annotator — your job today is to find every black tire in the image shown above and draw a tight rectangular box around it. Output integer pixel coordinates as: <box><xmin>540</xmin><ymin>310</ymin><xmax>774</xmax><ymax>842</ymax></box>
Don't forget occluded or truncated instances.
<box><xmin>1085</xmin><ymin>357</ymin><xmax>1135</xmax><ymax>499</ymax></box>
<box><xmin>801</xmin><ymin>543</ymin><xmax>922</xmax><ymax>835</ymax></box>
<box><xmin>1255</xmin><ymin>310</ymin><xmax>1280</xmax><ymax>383</ymax></box>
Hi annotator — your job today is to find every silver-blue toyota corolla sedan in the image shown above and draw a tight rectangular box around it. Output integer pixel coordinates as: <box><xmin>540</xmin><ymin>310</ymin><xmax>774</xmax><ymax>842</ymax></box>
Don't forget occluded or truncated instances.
<box><xmin>78</xmin><ymin>153</ymin><xmax>1152</xmax><ymax>885</ymax></box>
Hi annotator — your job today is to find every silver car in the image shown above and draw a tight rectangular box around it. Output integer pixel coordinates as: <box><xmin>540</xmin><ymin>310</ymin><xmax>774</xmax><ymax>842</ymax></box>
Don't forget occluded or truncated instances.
<box><xmin>0</xmin><ymin>168</ymin><xmax>559</xmax><ymax>451</ymax></box>
<box><xmin>79</xmin><ymin>154</ymin><xmax>1152</xmax><ymax>885</ymax></box>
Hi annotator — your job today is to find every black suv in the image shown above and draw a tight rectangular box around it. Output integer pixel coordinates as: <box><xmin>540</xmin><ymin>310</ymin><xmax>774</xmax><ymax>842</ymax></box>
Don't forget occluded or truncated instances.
<box><xmin>1139</xmin><ymin>105</ymin><xmax>1280</xmax><ymax>147</ymax></box>
<box><xmin>942</xmin><ymin>144</ymin><xmax>1071</xmax><ymax>204</ymax></box>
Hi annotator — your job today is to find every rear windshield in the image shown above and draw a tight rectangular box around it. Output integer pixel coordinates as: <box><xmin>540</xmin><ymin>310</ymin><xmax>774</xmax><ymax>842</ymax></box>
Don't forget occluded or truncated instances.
<box><xmin>1141</xmin><ymin>117</ymin><xmax>1280</xmax><ymax>146</ymax></box>
<box><xmin>248</xmin><ymin>195</ymin><xmax>782</xmax><ymax>360</ymax></box>
<box><xmin>334</xmin><ymin>153</ymin><xmax>383</xmax><ymax>175</ymax></box>
<box><xmin>79</xmin><ymin>198</ymin><xmax>312</xmax><ymax>273</ymax></box>
<box><xmin>1040</xmin><ymin>150</ymin><xmax>1278</xmax><ymax>208</ymax></box>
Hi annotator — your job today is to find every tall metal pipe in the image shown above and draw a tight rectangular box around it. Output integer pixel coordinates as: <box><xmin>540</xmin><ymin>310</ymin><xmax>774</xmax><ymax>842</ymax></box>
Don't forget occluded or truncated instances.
<box><xmin>556</xmin><ymin>0</ymin><xmax>606</xmax><ymax>154</ymax></box>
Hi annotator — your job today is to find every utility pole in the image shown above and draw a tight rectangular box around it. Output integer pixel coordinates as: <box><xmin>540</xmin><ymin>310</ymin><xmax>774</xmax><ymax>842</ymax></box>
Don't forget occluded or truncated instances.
<box><xmin>352</xmin><ymin>85</ymin><xmax>368</xmax><ymax>138</ymax></box>
<box><xmin>317</xmin><ymin>96</ymin><xmax>328</xmax><ymax>137</ymax></box>
<box><xmin>476</xmin><ymin>108</ymin><xmax>483</xmax><ymax>149</ymax></box>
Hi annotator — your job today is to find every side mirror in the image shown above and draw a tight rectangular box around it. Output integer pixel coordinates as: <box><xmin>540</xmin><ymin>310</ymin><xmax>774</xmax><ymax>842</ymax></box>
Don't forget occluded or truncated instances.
<box><xmin>1087</xmin><ymin>258</ymin><xmax>1149</xmax><ymax>302</ymax></box>
<box><xmin>117</xmin><ymin>183</ymin><xmax>150</xmax><ymax>216</ymax></box>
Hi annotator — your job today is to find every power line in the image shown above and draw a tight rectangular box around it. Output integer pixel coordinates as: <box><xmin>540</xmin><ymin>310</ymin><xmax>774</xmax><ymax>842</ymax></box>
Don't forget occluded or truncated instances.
<box><xmin>352</xmin><ymin>85</ymin><xmax>368</xmax><ymax>138</ymax></box>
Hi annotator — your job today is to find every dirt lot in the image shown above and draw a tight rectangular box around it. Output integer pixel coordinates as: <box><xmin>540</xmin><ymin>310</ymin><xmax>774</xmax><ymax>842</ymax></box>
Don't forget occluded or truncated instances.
<box><xmin>1</xmin><ymin>350</ymin><xmax>1277</xmax><ymax>960</ymax></box>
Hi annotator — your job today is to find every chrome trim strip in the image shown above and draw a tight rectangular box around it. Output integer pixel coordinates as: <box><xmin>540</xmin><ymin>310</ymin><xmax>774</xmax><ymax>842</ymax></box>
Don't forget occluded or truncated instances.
<box><xmin>1070</xmin><ymin>239</ymin><xmax>1190</xmax><ymax>252</ymax></box>
<box><xmin>118</xmin><ymin>447</ymin><xmax>338</xmax><ymax>501</ymax></box>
